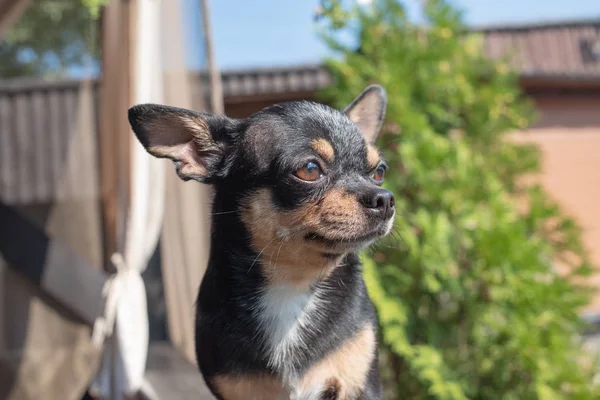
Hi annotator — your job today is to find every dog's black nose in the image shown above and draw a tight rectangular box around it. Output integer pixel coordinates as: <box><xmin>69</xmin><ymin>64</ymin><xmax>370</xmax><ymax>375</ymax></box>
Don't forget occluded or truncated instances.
<box><xmin>360</xmin><ymin>188</ymin><xmax>395</xmax><ymax>219</ymax></box>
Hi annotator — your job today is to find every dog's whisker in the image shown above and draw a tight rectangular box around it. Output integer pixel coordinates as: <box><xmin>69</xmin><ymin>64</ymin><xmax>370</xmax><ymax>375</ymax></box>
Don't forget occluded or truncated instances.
<box><xmin>268</xmin><ymin>235</ymin><xmax>286</xmax><ymax>267</ymax></box>
<box><xmin>274</xmin><ymin>236</ymin><xmax>287</xmax><ymax>266</ymax></box>
<box><xmin>211</xmin><ymin>210</ymin><xmax>239</xmax><ymax>216</ymax></box>
<box><xmin>248</xmin><ymin>236</ymin><xmax>279</xmax><ymax>274</ymax></box>
<box><xmin>259</xmin><ymin>224</ymin><xmax>307</xmax><ymax>269</ymax></box>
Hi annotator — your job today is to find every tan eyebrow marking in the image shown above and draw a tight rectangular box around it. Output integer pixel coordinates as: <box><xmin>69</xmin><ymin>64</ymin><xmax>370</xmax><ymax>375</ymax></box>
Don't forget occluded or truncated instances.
<box><xmin>366</xmin><ymin>145</ymin><xmax>380</xmax><ymax>169</ymax></box>
<box><xmin>311</xmin><ymin>138</ymin><xmax>335</xmax><ymax>162</ymax></box>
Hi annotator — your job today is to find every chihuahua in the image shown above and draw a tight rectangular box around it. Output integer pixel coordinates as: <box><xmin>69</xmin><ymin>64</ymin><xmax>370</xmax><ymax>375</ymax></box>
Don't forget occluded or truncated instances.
<box><xmin>128</xmin><ymin>85</ymin><xmax>394</xmax><ymax>400</ymax></box>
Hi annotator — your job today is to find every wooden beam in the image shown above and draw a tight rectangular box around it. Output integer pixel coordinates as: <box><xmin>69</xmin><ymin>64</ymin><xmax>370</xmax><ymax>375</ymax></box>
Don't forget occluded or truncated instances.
<box><xmin>200</xmin><ymin>0</ymin><xmax>223</xmax><ymax>113</ymax></box>
<box><xmin>0</xmin><ymin>0</ymin><xmax>31</xmax><ymax>38</ymax></box>
<box><xmin>99</xmin><ymin>0</ymin><xmax>134</xmax><ymax>269</ymax></box>
<box><xmin>0</xmin><ymin>202</ymin><xmax>107</xmax><ymax>325</ymax></box>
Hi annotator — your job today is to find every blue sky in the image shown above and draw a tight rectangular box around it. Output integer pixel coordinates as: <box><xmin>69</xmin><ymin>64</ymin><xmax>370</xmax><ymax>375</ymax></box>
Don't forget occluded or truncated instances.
<box><xmin>196</xmin><ymin>0</ymin><xmax>600</xmax><ymax>71</ymax></box>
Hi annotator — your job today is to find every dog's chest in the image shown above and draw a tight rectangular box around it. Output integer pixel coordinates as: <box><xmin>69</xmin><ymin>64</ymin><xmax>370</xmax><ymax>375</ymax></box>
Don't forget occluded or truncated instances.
<box><xmin>255</xmin><ymin>284</ymin><xmax>324</xmax><ymax>378</ymax></box>
<box><xmin>220</xmin><ymin>285</ymin><xmax>376</xmax><ymax>400</ymax></box>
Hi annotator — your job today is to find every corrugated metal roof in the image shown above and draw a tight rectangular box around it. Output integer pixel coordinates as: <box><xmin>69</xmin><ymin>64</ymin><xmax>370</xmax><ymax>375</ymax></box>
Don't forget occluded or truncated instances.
<box><xmin>194</xmin><ymin>64</ymin><xmax>333</xmax><ymax>98</ymax></box>
<box><xmin>0</xmin><ymin>80</ymin><xmax>100</xmax><ymax>204</ymax></box>
<box><xmin>479</xmin><ymin>19</ymin><xmax>600</xmax><ymax>79</ymax></box>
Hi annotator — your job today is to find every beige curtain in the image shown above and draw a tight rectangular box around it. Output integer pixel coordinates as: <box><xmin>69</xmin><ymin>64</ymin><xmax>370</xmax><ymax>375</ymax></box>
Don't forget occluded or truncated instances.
<box><xmin>158</xmin><ymin>0</ymin><xmax>214</xmax><ymax>364</ymax></box>
<box><xmin>91</xmin><ymin>0</ymin><xmax>167</xmax><ymax>397</ymax></box>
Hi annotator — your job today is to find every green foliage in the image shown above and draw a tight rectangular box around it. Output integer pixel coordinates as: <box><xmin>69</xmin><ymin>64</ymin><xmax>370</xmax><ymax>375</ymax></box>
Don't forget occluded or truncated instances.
<box><xmin>316</xmin><ymin>0</ymin><xmax>599</xmax><ymax>398</ymax></box>
<box><xmin>81</xmin><ymin>0</ymin><xmax>108</xmax><ymax>19</ymax></box>
<box><xmin>0</xmin><ymin>0</ymin><xmax>105</xmax><ymax>78</ymax></box>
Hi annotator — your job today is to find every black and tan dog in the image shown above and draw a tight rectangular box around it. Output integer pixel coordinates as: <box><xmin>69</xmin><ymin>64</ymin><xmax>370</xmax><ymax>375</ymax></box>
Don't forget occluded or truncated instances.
<box><xmin>128</xmin><ymin>85</ymin><xmax>394</xmax><ymax>400</ymax></box>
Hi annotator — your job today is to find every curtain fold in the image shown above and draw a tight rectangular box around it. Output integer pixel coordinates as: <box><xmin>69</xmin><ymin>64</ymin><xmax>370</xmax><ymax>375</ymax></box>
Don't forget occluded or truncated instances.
<box><xmin>92</xmin><ymin>0</ymin><xmax>166</xmax><ymax>397</ymax></box>
<box><xmin>158</xmin><ymin>0</ymin><xmax>214</xmax><ymax>364</ymax></box>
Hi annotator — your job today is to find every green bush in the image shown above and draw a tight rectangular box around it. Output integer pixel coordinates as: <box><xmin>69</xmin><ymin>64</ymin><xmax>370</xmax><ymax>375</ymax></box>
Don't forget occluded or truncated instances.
<box><xmin>316</xmin><ymin>1</ymin><xmax>599</xmax><ymax>398</ymax></box>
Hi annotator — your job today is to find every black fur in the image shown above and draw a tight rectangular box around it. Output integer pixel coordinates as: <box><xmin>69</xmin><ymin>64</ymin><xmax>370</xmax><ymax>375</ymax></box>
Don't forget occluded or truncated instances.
<box><xmin>129</xmin><ymin>86</ymin><xmax>390</xmax><ymax>399</ymax></box>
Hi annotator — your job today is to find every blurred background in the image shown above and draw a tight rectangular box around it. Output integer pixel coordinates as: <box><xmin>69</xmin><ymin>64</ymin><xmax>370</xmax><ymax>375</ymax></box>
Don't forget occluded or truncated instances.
<box><xmin>0</xmin><ymin>0</ymin><xmax>599</xmax><ymax>399</ymax></box>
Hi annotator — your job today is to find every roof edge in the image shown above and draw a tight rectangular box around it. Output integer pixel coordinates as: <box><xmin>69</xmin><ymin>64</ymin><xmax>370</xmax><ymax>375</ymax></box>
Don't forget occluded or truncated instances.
<box><xmin>0</xmin><ymin>76</ymin><xmax>98</xmax><ymax>91</ymax></box>
<box><xmin>471</xmin><ymin>17</ymin><xmax>600</xmax><ymax>32</ymax></box>
<box><xmin>210</xmin><ymin>63</ymin><xmax>326</xmax><ymax>76</ymax></box>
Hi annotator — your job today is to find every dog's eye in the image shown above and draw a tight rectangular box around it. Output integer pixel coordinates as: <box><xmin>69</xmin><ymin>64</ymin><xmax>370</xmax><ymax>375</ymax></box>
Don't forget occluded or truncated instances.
<box><xmin>372</xmin><ymin>165</ymin><xmax>386</xmax><ymax>183</ymax></box>
<box><xmin>295</xmin><ymin>161</ymin><xmax>323</xmax><ymax>181</ymax></box>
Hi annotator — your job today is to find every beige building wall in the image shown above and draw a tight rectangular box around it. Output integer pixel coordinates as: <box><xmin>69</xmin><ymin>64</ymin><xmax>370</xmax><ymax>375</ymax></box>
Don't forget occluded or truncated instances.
<box><xmin>512</xmin><ymin>94</ymin><xmax>600</xmax><ymax>313</ymax></box>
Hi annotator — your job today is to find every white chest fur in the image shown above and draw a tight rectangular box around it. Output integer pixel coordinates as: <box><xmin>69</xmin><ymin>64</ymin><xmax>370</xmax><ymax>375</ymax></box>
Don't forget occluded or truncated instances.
<box><xmin>243</xmin><ymin>284</ymin><xmax>376</xmax><ymax>400</ymax></box>
<box><xmin>254</xmin><ymin>284</ymin><xmax>324</xmax><ymax>382</ymax></box>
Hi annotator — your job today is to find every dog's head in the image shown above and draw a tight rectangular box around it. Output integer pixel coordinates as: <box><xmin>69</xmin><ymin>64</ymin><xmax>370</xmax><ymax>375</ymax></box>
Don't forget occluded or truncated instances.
<box><xmin>129</xmin><ymin>85</ymin><xmax>394</xmax><ymax>284</ymax></box>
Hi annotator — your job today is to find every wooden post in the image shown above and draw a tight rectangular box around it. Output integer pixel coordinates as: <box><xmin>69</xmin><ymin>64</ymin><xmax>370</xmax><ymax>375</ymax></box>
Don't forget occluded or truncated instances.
<box><xmin>99</xmin><ymin>0</ymin><xmax>133</xmax><ymax>269</ymax></box>
<box><xmin>200</xmin><ymin>0</ymin><xmax>224</xmax><ymax>114</ymax></box>
<box><xmin>99</xmin><ymin>0</ymin><xmax>136</xmax><ymax>398</ymax></box>
<box><xmin>0</xmin><ymin>0</ymin><xmax>31</xmax><ymax>38</ymax></box>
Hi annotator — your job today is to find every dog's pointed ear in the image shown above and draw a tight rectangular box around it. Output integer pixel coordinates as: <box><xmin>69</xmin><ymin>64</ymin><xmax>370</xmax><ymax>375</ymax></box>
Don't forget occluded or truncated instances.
<box><xmin>343</xmin><ymin>85</ymin><xmax>387</xmax><ymax>144</ymax></box>
<box><xmin>128</xmin><ymin>104</ymin><xmax>237</xmax><ymax>182</ymax></box>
